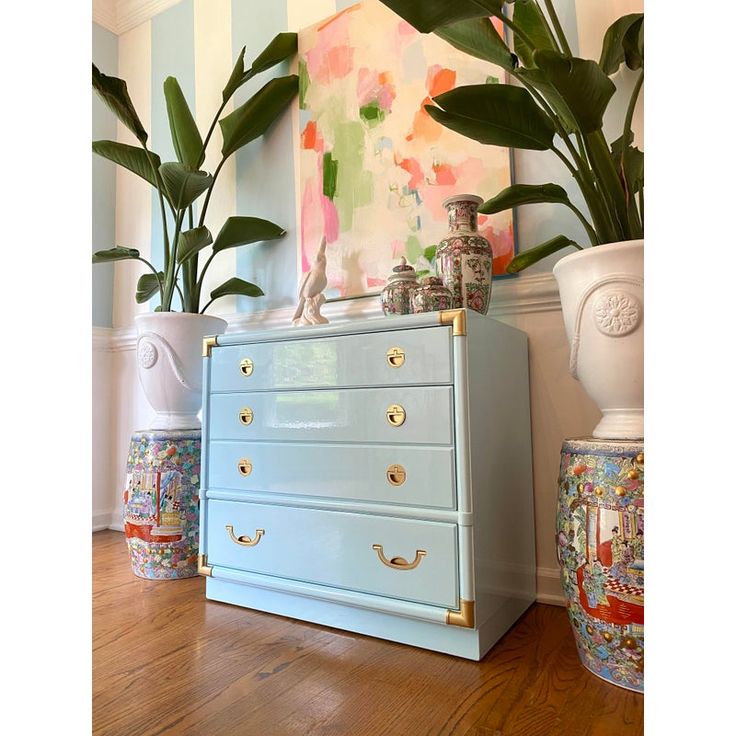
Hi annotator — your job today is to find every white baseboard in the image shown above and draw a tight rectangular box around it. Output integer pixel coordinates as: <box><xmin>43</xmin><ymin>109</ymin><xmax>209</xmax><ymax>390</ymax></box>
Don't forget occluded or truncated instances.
<box><xmin>92</xmin><ymin>510</ymin><xmax>114</xmax><ymax>532</ymax></box>
<box><xmin>535</xmin><ymin>566</ymin><xmax>566</xmax><ymax>606</ymax></box>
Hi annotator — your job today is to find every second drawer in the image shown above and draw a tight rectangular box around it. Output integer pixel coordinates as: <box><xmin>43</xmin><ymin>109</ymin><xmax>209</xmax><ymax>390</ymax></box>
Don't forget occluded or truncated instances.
<box><xmin>207</xmin><ymin>442</ymin><xmax>456</xmax><ymax>508</ymax></box>
<box><xmin>207</xmin><ymin>385</ymin><xmax>455</xmax><ymax>445</ymax></box>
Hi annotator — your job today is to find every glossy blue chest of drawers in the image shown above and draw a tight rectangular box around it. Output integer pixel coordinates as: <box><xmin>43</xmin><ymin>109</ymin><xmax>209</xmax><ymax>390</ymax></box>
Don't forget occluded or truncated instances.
<box><xmin>199</xmin><ymin>309</ymin><xmax>536</xmax><ymax>660</ymax></box>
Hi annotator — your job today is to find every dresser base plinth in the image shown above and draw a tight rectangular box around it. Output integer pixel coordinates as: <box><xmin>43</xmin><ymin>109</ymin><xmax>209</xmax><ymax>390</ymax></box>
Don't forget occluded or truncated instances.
<box><xmin>205</xmin><ymin>577</ymin><xmax>533</xmax><ymax>661</ymax></box>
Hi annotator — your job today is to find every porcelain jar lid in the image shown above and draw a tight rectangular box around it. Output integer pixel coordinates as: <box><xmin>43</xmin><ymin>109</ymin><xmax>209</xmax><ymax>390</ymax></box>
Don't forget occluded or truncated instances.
<box><xmin>387</xmin><ymin>257</ymin><xmax>418</xmax><ymax>283</ymax></box>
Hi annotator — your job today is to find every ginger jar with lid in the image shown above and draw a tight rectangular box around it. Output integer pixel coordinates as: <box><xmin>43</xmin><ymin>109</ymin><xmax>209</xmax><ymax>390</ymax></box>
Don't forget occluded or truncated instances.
<box><xmin>436</xmin><ymin>194</ymin><xmax>494</xmax><ymax>315</ymax></box>
<box><xmin>381</xmin><ymin>257</ymin><xmax>419</xmax><ymax>315</ymax></box>
<box><xmin>411</xmin><ymin>276</ymin><xmax>453</xmax><ymax>313</ymax></box>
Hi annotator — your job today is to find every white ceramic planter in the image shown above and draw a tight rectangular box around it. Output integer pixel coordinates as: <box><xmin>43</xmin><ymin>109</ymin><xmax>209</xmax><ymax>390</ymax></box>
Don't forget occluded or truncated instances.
<box><xmin>553</xmin><ymin>240</ymin><xmax>643</xmax><ymax>440</ymax></box>
<box><xmin>135</xmin><ymin>312</ymin><xmax>227</xmax><ymax>430</ymax></box>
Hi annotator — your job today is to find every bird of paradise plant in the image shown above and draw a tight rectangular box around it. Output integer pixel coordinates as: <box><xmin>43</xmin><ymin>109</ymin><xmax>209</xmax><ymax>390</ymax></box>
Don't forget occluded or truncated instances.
<box><xmin>92</xmin><ymin>33</ymin><xmax>299</xmax><ymax>311</ymax></box>
<box><xmin>378</xmin><ymin>0</ymin><xmax>643</xmax><ymax>272</ymax></box>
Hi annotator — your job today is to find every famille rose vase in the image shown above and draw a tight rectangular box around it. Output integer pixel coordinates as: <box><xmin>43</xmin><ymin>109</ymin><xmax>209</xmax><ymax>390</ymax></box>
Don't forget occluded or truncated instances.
<box><xmin>123</xmin><ymin>430</ymin><xmax>201</xmax><ymax>580</ymax></box>
<box><xmin>436</xmin><ymin>195</ymin><xmax>493</xmax><ymax>315</ymax></box>
<box><xmin>556</xmin><ymin>438</ymin><xmax>644</xmax><ymax>692</ymax></box>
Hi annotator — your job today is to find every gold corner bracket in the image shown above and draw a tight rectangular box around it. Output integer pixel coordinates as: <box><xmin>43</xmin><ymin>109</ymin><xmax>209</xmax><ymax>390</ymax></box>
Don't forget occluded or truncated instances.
<box><xmin>202</xmin><ymin>335</ymin><xmax>219</xmax><ymax>358</ymax></box>
<box><xmin>439</xmin><ymin>309</ymin><xmax>467</xmax><ymax>337</ymax></box>
<box><xmin>446</xmin><ymin>599</ymin><xmax>475</xmax><ymax>628</ymax></box>
<box><xmin>198</xmin><ymin>554</ymin><xmax>213</xmax><ymax>577</ymax></box>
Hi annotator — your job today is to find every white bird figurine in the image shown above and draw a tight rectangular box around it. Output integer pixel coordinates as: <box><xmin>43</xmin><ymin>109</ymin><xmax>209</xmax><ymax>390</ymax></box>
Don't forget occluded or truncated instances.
<box><xmin>292</xmin><ymin>237</ymin><xmax>329</xmax><ymax>326</ymax></box>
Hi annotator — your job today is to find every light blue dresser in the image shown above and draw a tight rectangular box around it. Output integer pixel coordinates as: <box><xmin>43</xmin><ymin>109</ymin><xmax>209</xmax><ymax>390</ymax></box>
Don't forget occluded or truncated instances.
<box><xmin>199</xmin><ymin>309</ymin><xmax>535</xmax><ymax>660</ymax></box>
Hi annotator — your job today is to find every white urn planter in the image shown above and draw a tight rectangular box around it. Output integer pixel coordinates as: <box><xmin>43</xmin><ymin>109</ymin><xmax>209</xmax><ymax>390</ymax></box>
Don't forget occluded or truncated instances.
<box><xmin>135</xmin><ymin>312</ymin><xmax>227</xmax><ymax>430</ymax></box>
<box><xmin>553</xmin><ymin>239</ymin><xmax>643</xmax><ymax>440</ymax></box>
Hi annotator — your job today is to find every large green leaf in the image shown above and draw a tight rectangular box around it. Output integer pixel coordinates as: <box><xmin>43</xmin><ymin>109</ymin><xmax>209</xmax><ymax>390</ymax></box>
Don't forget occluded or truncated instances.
<box><xmin>611</xmin><ymin>134</ymin><xmax>644</xmax><ymax>194</ymax></box>
<box><xmin>599</xmin><ymin>13</ymin><xmax>643</xmax><ymax>75</ymax></box>
<box><xmin>223</xmin><ymin>46</ymin><xmax>247</xmax><ymax>103</ymax></box>
<box><xmin>164</xmin><ymin>77</ymin><xmax>204</xmax><ymax>169</ymax></box>
<box><xmin>135</xmin><ymin>272</ymin><xmax>163</xmax><ymax>303</ymax></box>
<box><xmin>479</xmin><ymin>183</ymin><xmax>571</xmax><ymax>214</ymax></box>
<box><xmin>528</xmin><ymin>50</ymin><xmax>615</xmax><ymax>133</ymax></box>
<box><xmin>92</xmin><ymin>247</ymin><xmax>140</xmax><ymax>263</ymax></box>
<box><xmin>213</xmin><ymin>217</ymin><xmax>286</xmax><ymax>253</ymax></box>
<box><xmin>92</xmin><ymin>64</ymin><xmax>148</xmax><ymax>144</ymax></box>
<box><xmin>512</xmin><ymin>0</ymin><xmax>558</xmax><ymax>68</ymax></box>
<box><xmin>378</xmin><ymin>0</ymin><xmax>503</xmax><ymax>33</ymax></box>
<box><xmin>92</xmin><ymin>140</ymin><xmax>161</xmax><ymax>190</ymax></box>
<box><xmin>430</xmin><ymin>84</ymin><xmax>555</xmax><ymax>150</ymax></box>
<box><xmin>210</xmin><ymin>277</ymin><xmax>264</xmax><ymax>301</ymax></box>
<box><xmin>219</xmin><ymin>75</ymin><xmax>299</xmax><ymax>159</ymax></box>
<box><xmin>506</xmin><ymin>235</ymin><xmax>580</xmax><ymax>273</ymax></box>
<box><xmin>251</xmin><ymin>32</ymin><xmax>298</xmax><ymax>74</ymax></box>
<box><xmin>176</xmin><ymin>227</ymin><xmax>213</xmax><ymax>263</ymax></box>
<box><xmin>622</xmin><ymin>16</ymin><xmax>644</xmax><ymax>70</ymax></box>
<box><xmin>159</xmin><ymin>162</ymin><xmax>213</xmax><ymax>210</ymax></box>
<box><xmin>435</xmin><ymin>18</ymin><xmax>516</xmax><ymax>72</ymax></box>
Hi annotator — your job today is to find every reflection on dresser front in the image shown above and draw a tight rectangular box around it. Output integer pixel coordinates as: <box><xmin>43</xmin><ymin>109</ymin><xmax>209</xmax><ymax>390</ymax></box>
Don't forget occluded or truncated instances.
<box><xmin>199</xmin><ymin>309</ymin><xmax>535</xmax><ymax>660</ymax></box>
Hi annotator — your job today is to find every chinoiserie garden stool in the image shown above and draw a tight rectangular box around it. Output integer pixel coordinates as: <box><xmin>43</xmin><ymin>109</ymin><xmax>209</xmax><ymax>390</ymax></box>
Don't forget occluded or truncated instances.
<box><xmin>556</xmin><ymin>438</ymin><xmax>644</xmax><ymax>692</ymax></box>
<box><xmin>122</xmin><ymin>430</ymin><xmax>201</xmax><ymax>579</ymax></box>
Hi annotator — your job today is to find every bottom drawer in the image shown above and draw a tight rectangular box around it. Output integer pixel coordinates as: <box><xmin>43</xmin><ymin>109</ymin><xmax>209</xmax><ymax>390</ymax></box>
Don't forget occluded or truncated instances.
<box><xmin>205</xmin><ymin>499</ymin><xmax>459</xmax><ymax>609</ymax></box>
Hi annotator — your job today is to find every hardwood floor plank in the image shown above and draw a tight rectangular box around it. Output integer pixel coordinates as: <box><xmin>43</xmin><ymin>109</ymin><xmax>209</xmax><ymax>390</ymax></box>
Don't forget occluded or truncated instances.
<box><xmin>93</xmin><ymin>530</ymin><xmax>643</xmax><ymax>735</ymax></box>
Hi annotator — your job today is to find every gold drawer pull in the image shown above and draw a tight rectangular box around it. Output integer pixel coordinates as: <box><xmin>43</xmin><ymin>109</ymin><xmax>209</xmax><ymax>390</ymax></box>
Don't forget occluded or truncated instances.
<box><xmin>226</xmin><ymin>525</ymin><xmax>264</xmax><ymax>547</ymax></box>
<box><xmin>386</xmin><ymin>464</ymin><xmax>406</xmax><ymax>486</ymax></box>
<box><xmin>237</xmin><ymin>458</ymin><xmax>252</xmax><ymax>476</ymax></box>
<box><xmin>386</xmin><ymin>404</ymin><xmax>406</xmax><ymax>427</ymax></box>
<box><xmin>239</xmin><ymin>407</ymin><xmax>254</xmax><ymax>425</ymax></box>
<box><xmin>240</xmin><ymin>358</ymin><xmax>254</xmax><ymax>376</ymax></box>
<box><xmin>372</xmin><ymin>544</ymin><xmax>426</xmax><ymax>570</ymax></box>
<box><xmin>386</xmin><ymin>347</ymin><xmax>405</xmax><ymax>368</ymax></box>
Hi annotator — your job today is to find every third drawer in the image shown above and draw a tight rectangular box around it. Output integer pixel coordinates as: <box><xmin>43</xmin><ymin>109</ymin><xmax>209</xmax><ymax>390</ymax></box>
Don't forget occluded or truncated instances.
<box><xmin>207</xmin><ymin>441</ymin><xmax>456</xmax><ymax>509</ymax></box>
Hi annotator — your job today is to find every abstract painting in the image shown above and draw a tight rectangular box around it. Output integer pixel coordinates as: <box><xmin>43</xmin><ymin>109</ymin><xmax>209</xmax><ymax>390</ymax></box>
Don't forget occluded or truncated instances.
<box><xmin>297</xmin><ymin>0</ymin><xmax>515</xmax><ymax>299</ymax></box>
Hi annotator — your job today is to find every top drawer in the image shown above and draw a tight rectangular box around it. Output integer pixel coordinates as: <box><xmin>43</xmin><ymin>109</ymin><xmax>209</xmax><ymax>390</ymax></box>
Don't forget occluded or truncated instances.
<box><xmin>209</xmin><ymin>326</ymin><xmax>452</xmax><ymax>392</ymax></box>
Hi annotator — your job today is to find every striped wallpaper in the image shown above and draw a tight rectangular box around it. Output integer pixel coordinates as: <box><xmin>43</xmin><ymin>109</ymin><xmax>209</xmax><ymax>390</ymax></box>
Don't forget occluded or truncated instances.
<box><xmin>96</xmin><ymin>0</ymin><xmax>354</xmax><ymax>325</ymax></box>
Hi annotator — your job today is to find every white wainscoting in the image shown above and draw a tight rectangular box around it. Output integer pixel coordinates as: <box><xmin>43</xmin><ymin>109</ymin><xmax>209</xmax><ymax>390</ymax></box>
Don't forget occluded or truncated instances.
<box><xmin>92</xmin><ymin>273</ymin><xmax>600</xmax><ymax>605</ymax></box>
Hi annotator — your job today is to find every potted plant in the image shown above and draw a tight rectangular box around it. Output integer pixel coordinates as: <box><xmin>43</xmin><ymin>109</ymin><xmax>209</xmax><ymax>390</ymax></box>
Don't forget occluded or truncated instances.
<box><xmin>378</xmin><ymin>0</ymin><xmax>643</xmax><ymax>440</ymax></box>
<box><xmin>93</xmin><ymin>34</ymin><xmax>299</xmax><ymax>430</ymax></box>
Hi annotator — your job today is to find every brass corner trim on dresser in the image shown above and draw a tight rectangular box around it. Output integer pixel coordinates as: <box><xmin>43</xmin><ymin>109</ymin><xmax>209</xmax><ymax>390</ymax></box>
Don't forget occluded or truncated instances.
<box><xmin>202</xmin><ymin>335</ymin><xmax>219</xmax><ymax>358</ymax></box>
<box><xmin>198</xmin><ymin>554</ymin><xmax>213</xmax><ymax>577</ymax></box>
<box><xmin>439</xmin><ymin>309</ymin><xmax>467</xmax><ymax>337</ymax></box>
<box><xmin>446</xmin><ymin>599</ymin><xmax>475</xmax><ymax>628</ymax></box>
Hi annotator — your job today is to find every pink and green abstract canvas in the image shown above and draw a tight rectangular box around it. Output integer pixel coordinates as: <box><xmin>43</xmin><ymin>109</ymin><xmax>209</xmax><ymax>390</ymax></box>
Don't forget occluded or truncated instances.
<box><xmin>298</xmin><ymin>0</ymin><xmax>515</xmax><ymax>298</ymax></box>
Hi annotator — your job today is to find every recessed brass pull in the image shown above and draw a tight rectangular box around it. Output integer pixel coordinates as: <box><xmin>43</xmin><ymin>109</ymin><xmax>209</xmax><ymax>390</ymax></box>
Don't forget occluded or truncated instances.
<box><xmin>386</xmin><ymin>347</ymin><xmax>405</xmax><ymax>368</ymax></box>
<box><xmin>237</xmin><ymin>458</ymin><xmax>252</xmax><ymax>476</ymax></box>
<box><xmin>386</xmin><ymin>404</ymin><xmax>406</xmax><ymax>427</ymax></box>
<box><xmin>239</xmin><ymin>407</ymin><xmax>254</xmax><ymax>425</ymax></box>
<box><xmin>226</xmin><ymin>525</ymin><xmax>264</xmax><ymax>547</ymax></box>
<box><xmin>372</xmin><ymin>544</ymin><xmax>426</xmax><ymax>570</ymax></box>
<box><xmin>240</xmin><ymin>358</ymin><xmax>254</xmax><ymax>376</ymax></box>
<box><xmin>386</xmin><ymin>464</ymin><xmax>406</xmax><ymax>486</ymax></box>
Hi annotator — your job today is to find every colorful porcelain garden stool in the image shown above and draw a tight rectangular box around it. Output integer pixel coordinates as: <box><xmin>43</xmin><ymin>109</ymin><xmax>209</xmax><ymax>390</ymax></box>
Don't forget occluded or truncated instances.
<box><xmin>122</xmin><ymin>430</ymin><xmax>201</xmax><ymax>580</ymax></box>
<box><xmin>556</xmin><ymin>438</ymin><xmax>644</xmax><ymax>692</ymax></box>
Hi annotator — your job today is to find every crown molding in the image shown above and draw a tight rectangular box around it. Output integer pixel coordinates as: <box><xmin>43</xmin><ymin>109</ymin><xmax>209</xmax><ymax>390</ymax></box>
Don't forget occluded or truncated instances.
<box><xmin>92</xmin><ymin>0</ymin><xmax>118</xmax><ymax>33</ymax></box>
<box><xmin>93</xmin><ymin>0</ymin><xmax>184</xmax><ymax>35</ymax></box>
<box><xmin>100</xmin><ymin>272</ymin><xmax>561</xmax><ymax>352</ymax></box>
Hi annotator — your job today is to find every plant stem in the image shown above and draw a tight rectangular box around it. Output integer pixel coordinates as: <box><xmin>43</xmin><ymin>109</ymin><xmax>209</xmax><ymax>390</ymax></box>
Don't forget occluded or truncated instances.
<box><xmin>197</xmin><ymin>157</ymin><xmax>227</xmax><ymax>228</ymax></box>
<box><xmin>162</xmin><ymin>210</ymin><xmax>185</xmax><ymax>310</ymax></box>
<box><xmin>536</xmin><ymin>1</ymin><xmax>563</xmax><ymax>54</ymax></box>
<box><xmin>494</xmin><ymin>12</ymin><xmax>538</xmax><ymax>53</ymax></box>
<box><xmin>638</xmin><ymin>188</ymin><xmax>644</xmax><ymax>229</ymax></box>
<box><xmin>143</xmin><ymin>143</ymin><xmax>170</xmax><ymax>269</ymax></box>
<box><xmin>543</xmin><ymin>0</ymin><xmax>573</xmax><ymax>56</ymax></box>
<box><xmin>564</xmin><ymin>202</ymin><xmax>599</xmax><ymax>245</ymax></box>
<box><xmin>200</xmin><ymin>297</ymin><xmax>215</xmax><ymax>314</ymax></box>
<box><xmin>195</xmin><ymin>250</ymin><xmax>217</xmax><ymax>293</ymax></box>
<box><xmin>200</xmin><ymin>98</ymin><xmax>229</xmax><ymax>160</ymax></box>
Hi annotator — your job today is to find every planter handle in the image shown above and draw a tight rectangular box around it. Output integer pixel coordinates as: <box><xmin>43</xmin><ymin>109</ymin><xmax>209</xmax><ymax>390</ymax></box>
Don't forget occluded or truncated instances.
<box><xmin>568</xmin><ymin>273</ymin><xmax>643</xmax><ymax>379</ymax></box>
<box><xmin>136</xmin><ymin>331</ymin><xmax>199</xmax><ymax>394</ymax></box>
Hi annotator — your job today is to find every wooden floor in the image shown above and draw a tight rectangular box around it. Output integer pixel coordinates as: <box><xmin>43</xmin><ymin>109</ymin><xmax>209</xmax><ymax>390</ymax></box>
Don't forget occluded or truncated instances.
<box><xmin>93</xmin><ymin>530</ymin><xmax>643</xmax><ymax>735</ymax></box>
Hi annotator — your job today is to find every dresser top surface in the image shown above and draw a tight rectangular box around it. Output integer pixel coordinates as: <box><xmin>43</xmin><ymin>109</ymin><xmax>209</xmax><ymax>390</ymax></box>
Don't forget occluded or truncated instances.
<box><xmin>209</xmin><ymin>309</ymin><xmax>518</xmax><ymax>347</ymax></box>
